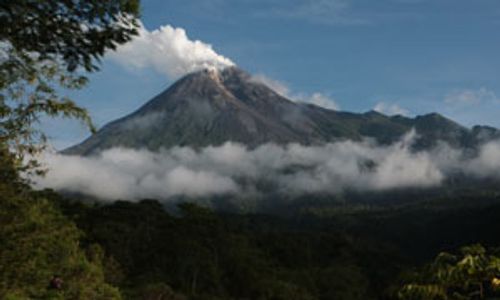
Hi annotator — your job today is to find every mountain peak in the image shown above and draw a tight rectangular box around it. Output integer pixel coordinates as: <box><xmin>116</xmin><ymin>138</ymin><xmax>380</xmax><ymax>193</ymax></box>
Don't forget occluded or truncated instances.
<box><xmin>63</xmin><ymin>67</ymin><xmax>500</xmax><ymax>156</ymax></box>
<box><xmin>167</xmin><ymin>67</ymin><xmax>252</xmax><ymax>94</ymax></box>
<box><xmin>414</xmin><ymin>113</ymin><xmax>462</xmax><ymax>129</ymax></box>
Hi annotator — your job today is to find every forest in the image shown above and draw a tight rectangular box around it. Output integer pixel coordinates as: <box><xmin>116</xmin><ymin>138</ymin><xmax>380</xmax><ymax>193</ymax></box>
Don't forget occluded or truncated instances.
<box><xmin>4</xmin><ymin>166</ymin><xmax>500</xmax><ymax>299</ymax></box>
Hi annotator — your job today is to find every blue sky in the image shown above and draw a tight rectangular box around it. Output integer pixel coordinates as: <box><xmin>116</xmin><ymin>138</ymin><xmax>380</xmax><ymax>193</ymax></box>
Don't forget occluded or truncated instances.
<box><xmin>44</xmin><ymin>0</ymin><xmax>500</xmax><ymax>149</ymax></box>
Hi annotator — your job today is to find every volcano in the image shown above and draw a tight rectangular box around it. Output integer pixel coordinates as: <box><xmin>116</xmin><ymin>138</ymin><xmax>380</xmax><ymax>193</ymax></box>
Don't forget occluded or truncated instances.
<box><xmin>64</xmin><ymin>67</ymin><xmax>500</xmax><ymax>155</ymax></box>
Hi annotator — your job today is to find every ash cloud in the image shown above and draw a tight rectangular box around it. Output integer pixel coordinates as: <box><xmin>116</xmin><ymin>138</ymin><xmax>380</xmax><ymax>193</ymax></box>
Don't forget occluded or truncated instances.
<box><xmin>33</xmin><ymin>132</ymin><xmax>500</xmax><ymax>201</ymax></box>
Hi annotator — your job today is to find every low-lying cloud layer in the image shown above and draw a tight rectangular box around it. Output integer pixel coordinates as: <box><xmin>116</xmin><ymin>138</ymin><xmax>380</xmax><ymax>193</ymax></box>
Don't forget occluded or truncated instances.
<box><xmin>108</xmin><ymin>21</ymin><xmax>235</xmax><ymax>79</ymax></box>
<box><xmin>33</xmin><ymin>132</ymin><xmax>500</xmax><ymax>201</ymax></box>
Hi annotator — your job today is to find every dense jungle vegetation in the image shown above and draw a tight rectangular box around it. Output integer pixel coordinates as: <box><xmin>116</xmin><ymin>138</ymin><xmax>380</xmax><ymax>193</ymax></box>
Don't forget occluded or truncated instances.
<box><xmin>27</xmin><ymin>186</ymin><xmax>500</xmax><ymax>300</ymax></box>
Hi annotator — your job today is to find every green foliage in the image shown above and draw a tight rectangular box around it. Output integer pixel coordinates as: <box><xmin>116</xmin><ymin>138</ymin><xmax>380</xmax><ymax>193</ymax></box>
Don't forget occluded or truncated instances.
<box><xmin>0</xmin><ymin>2</ymin><xmax>143</xmax><ymax>298</ymax></box>
<box><xmin>0</xmin><ymin>143</ymin><xmax>19</xmax><ymax>184</ymax></box>
<box><xmin>0</xmin><ymin>135</ymin><xmax>123</xmax><ymax>298</ymax></box>
<box><xmin>0</xmin><ymin>55</ymin><xmax>94</xmax><ymax>171</ymax></box>
<box><xmin>0</xmin><ymin>181</ymin><xmax>121</xmax><ymax>299</ymax></box>
<box><xmin>1</xmin><ymin>1</ymin><xmax>140</xmax><ymax>72</ymax></box>
<box><xmin>57</xmin><ymin>199</ymin><xmax>391</xmax><ymax>300</ymax></box>
<box><xmin>398</xmin><ymin>245</ymin><xmax>500</xmax><ymax>300</ymax></box>
<box><xmin>0</xmin><ymin>0</ymin><xmax>140</xmax><ymax>167</ymax></box>
<box><xmin>48</xmin><ymin>189</ymin><xmax>500</xmax><ymax>300</ymax></box>
<box><xmin>126</xmin><ymin>282</ymin><xmax>187</xmax><ymax>300</ymax></box>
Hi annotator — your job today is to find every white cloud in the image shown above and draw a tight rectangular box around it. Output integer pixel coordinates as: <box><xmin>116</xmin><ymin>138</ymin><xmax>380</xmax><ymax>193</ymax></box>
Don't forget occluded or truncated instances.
<box><xmin>444</xmin><ymin>87</ymin><xmax>498</xmax><ymax>106</ymax></box>
<box><xmin>252</xmin><ymin>75</ymin><xmax>340</xmax><ymax>110</ymax></box>
<box><xmin>298</xmin><ymin>92</ymin><xmax>339</xmax><ymax>110</ymax></box>
<box><xmin>373</xmin><ymin>102</ymin><xmax>409</xmax><ymax>116</ymax></box>
<box><xmin>108</xmin><ymin>21</ymin><xmax>235</xmax><ymax>79</ymax></box>
<box><xmin>251</xmin><ymin>74</ymin><xmax>290</xmax><ymax>97</ymax></box>
<box><xmin>32</xmin><ymin>132</ymin><xmax>500</xmax><ymax>201</ymax></box>
<box><xmin>465</xmin><ymin>142</ymin><xmax>500</xmax><ymax>179</ymax></box>
<box><xmin>35</xmin><ymin>147</ymin><xmax>239</xmax><ymax>200</ymax></box>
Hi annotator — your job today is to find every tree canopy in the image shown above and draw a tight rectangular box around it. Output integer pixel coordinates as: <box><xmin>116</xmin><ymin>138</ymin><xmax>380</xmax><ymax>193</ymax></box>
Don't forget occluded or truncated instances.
<box><xmin>399</xmin><ymin>245</ymin><xmax>500</xmax><ymax>300</ymax></box>
<box><xmin>0</xmin><ymin>0</ymin><xmax>140</xmax><ymax>166</ymax></box>
<box><xmin>0</xmin><ymin>181</ymin><xmax>122</xmax><ymax>299</ymax></box>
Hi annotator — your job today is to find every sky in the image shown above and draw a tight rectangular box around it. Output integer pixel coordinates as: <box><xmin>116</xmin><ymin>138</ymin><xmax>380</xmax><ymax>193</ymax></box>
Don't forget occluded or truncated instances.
<box><xmin>43</xmin><ymin>0</ymin><xmax>500</xmax><ymax>149</ymax></box>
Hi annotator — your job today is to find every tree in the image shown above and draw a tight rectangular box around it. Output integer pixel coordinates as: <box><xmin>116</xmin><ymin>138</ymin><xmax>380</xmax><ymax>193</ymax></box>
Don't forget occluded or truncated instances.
<box><xmin>0</xmin><ymin>0</ymin><xmax>140</xmax><ymax>169</ymax></box>
<box><xmin>0</xmin><ymin>1</ymin><xmax>142</xmax><ymax>298</ymax></box>
<box><xmin>398</xmin><ymin>244</ymin><xmax>500</xmax><ymax>300</ymax></box>
<box><xmin>0</xmin><ymin>181</ymin><xmax>122</xmax><ymax>299</ymax></box>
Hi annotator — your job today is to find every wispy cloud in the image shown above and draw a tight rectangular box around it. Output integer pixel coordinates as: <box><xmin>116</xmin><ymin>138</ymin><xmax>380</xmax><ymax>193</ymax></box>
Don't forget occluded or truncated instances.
<box><xmin>251</xmin><ymin>74</ymin><xmax>291</xmax><ymax>97</ymax></box>
<box><xmin>297</xmin><ymin>92</ymin><xmax>339</xmax><ymax>110</ymax></box>
<box><xmin>444</xmin><ymin>87</ymin><xmax>499</xmax><ymax>106</ymax></box>
<box><xmin>373</xmin><ymin>101</ymin><xmax>410</xmax><ymax>116</ymax></box>
<box><xmin>252</xmin><ymin>74</ymin><xmax>340</xmax><ymax>110</ymax></box>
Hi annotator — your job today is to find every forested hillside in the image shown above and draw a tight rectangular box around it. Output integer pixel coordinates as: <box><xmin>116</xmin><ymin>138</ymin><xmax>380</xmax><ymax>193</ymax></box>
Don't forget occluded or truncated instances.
<box><xmin>41</xmin><ymin>188</ymin><xmax>500</xmax><ymax>299</ymax></box>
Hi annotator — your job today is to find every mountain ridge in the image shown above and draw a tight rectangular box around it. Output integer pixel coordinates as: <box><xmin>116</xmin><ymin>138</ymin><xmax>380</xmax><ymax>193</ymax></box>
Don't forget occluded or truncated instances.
<box><xmin>64</xmin><ymin>67</ymin><xmax>499</xmax><ymax>155</ymax></box>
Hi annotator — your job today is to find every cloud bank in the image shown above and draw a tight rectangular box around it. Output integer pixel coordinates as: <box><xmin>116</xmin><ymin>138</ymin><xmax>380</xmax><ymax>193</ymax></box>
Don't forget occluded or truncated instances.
<box><xmin>108</xmin><ymin>21</ymin><xmax>235</xmax><ymax>79</ymax></box>
<box><xmin>33</xmin><ymin>132</ymin><xmax>500</xmax><ymax>201</ymax></box>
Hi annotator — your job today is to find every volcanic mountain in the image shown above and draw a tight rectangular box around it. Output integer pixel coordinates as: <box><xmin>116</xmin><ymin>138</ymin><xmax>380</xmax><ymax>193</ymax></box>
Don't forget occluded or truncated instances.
<box><xmin>64</xmin><ymin>67</ymin><xmax>500</xmax><ymax>155</ymax></box>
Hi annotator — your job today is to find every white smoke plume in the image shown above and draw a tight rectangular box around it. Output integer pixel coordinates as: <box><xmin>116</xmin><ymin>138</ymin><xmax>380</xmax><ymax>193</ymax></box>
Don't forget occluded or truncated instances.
<box><xmin>108</xmin><ymin>21</ymin><xmax>235</xmax><ymax>79</ymax></box>
<box><xmin>32</xmin><ymin>132</ymin><xmax>500</xmax><ymax>201</ymax></box>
